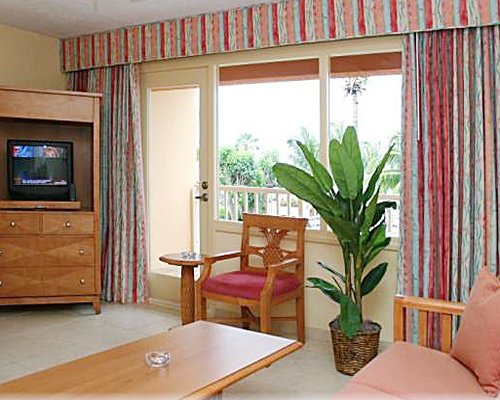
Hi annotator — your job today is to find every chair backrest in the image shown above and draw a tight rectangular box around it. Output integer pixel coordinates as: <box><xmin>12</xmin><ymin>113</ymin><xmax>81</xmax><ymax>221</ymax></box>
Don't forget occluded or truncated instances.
<box><xmin>240</xmin><ymin>213</ymin><xmax>308</xmax><ymax>282</ymax></box>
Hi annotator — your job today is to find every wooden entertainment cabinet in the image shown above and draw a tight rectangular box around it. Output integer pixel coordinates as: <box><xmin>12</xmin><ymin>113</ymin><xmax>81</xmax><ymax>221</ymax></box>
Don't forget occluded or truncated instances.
<box><xmin>0</xmin><ymin>87</ymin><xmax>101</xmax><ymax>313</ymax></box>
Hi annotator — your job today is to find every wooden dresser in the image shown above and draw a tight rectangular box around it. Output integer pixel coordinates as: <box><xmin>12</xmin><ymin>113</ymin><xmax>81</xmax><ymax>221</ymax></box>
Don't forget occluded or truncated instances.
<box><xmin>0</xmin><ymin>87</ymin><xmax>101</xmax><ymax>313</ymax></box>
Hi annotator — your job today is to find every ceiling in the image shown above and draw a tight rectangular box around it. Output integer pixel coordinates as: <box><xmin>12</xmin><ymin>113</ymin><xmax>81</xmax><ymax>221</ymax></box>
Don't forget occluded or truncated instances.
<box><xmin>0</xmin><ymin>0</ymin><xmax>276</xmax><ymax>38</ymax></box>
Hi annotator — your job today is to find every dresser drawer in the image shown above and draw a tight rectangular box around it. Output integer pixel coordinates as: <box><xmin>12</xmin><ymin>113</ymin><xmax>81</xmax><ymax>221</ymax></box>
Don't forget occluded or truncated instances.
<box><xmin>42</xmin><ymin>213</ymin><xmax>94</xmax><ymax>235</ymax></box>
<box><xmin>0</xmin><ymin>213</ymin><xmax>40</xmax><ymax>235</ymax></box>
<box><xmin>0</xmin><ymin>267</ymin><xmax>96</xmax><ymax>297</ymax></box>
<box><xmin>0</xmin><ymin>237</ymin><xmax>94</xmax><ymax>267</ymax></box>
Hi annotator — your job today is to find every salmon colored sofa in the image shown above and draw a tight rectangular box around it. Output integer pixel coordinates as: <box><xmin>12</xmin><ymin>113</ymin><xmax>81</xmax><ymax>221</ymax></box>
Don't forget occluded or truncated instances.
<box><xmin>334</xmin><ymin>296</ymin><xmax>491</xmax><ymax>399</ymax></box>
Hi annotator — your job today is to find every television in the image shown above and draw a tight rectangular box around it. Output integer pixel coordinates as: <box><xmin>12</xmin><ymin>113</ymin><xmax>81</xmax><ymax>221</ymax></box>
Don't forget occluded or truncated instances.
<box><xmin>7</xmin><ymin>139</ymin><xmax>73</xmax><ymax>201</ymax></box>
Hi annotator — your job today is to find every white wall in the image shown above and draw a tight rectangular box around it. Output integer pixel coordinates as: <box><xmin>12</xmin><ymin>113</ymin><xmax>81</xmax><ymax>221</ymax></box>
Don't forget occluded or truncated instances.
<box><xmin>143</xmin><ymin>35</ymin><xmax>402</xmax><ymax>341</ymax></box>
<box><xmin>0</xmin><ymin>23</ymin><xmax>65</xmax><ymax>89</ymax></box>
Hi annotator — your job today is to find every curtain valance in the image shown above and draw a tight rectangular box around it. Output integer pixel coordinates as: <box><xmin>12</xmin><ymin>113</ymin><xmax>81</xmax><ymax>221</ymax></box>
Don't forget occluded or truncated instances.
<box><xmin>61</xmin><ymin>0</ymin><xmax>499</xmax><ymax>72</ymax></box>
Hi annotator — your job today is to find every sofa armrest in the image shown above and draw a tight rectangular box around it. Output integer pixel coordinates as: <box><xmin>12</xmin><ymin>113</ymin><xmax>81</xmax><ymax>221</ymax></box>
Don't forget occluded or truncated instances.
<box><xmin>394</xmin><ymin>295</ymin><xmax>466</xmax><ymax>353</ymax></box>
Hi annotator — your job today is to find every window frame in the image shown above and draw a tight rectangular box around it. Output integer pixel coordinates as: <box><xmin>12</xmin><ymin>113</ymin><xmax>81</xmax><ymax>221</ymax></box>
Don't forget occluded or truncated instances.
<box><xmin>215</xmin><ymin>50</ymin><xmax>402</xmax><ymax>240</ymax></box>
<box><xmin>329</xmin><ymin>52</ymin><xmax>403</xmax><ymax>237</ymax></box>
<box><xmin>217</xmin><ymin>59</ymin><xmax>322</xmax><ymax>228</ymax></box>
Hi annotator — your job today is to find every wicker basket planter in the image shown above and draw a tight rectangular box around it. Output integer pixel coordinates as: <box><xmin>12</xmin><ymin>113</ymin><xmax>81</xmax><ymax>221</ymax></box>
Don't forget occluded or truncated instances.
<box><xmin>329</xmin><ymin>318</ymin><xmax>381</xmax><ymax>375</ymax></box>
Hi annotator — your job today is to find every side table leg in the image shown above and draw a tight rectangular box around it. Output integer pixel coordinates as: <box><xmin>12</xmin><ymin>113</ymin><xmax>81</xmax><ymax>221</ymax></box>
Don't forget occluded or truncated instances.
<box><xmin>180</xmin><ymin>267</ymin><xmax>195</xmax><ymax>324</ymax></box>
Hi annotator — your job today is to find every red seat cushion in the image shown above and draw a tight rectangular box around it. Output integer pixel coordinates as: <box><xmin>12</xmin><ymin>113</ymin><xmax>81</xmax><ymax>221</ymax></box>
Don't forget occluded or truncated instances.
<box><xmin>202</xmin><ymin>271</ymin><xmax>301</xmax><ymax>300</ymax></box>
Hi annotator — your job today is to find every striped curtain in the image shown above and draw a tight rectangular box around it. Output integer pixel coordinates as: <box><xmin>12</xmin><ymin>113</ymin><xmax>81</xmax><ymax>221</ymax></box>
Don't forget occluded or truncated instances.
<box><xmin>60</xmin><ymin>0</ymin><xmax>500</xmax><ymax>73</ymax></box>
<box><xmin>68</xmin><ymin>64</ymin><xmax>149</xmax><ymax>303</ymax></box>
<box><xmin>400</xmin><ymin>26</ymin><xmax>500</xmax><ymax>345</ymax></box>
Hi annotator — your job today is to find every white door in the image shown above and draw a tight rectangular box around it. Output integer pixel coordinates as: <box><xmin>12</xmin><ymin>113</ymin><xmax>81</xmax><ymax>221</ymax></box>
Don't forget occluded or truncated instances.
<box><xmin>142</xmin><ymin>67</ymin><xmax>211</xmax><ymax>272</ymax></box>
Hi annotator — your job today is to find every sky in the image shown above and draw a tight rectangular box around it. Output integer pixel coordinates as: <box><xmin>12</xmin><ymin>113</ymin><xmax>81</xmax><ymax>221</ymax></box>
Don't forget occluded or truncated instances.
<box><xmin>218</xmin><ymin>75</ymin><xmax>402</xmax><ymax>162</ymax></box>
<box><xmin>330</xmin><ymin>75</ymin><xmax>402</xmax><ymax>148</ymax></box>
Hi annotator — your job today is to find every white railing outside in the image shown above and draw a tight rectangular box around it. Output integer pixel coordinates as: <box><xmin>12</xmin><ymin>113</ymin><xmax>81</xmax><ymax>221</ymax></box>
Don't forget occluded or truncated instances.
<box><xmin>218</xmin><ymin>185</ymin><xmax>320</xmax><ymax>229</ymax></box>
<box><xmin>218</xmin><ymin>185</ymin><xmax>400</xmax><ymax>236</ymax></box>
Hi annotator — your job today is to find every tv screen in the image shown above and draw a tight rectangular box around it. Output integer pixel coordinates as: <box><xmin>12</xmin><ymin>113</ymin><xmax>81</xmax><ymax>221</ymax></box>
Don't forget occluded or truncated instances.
<box><xmin>7</xmin><ymin>140</ymin><xmax>73</xmax><ymax>200</ymax></box>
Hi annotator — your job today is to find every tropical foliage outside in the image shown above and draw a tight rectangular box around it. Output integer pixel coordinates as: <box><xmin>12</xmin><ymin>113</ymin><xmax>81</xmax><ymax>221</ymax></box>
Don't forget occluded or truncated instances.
<box><xmin>219</xmin><ymin>128</ymin><xmax>401</xmax><ymax>193</ymax></box>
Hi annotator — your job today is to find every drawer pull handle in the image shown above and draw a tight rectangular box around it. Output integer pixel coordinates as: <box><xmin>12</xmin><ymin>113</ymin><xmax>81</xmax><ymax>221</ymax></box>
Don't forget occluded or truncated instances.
<box><xmin>64</xmin><ymin>222</ymin><xmax>72</xmax><ymax>228</ymax></box>
<box><xmin>0</xmin><ymin>280</ymin><xmax>3</xmax><ymax>287</ymax></box>
<box><xmin>9</xmin><ymin>221</ymin><xmax>16</xmax><ymax>228</ymax></box>
<box><xmin>0</xmin><ymin>250</ymin><xmax>3</xmax><ymax>256</ymax></box>
<box><xmin>79</xmin><ymin>248</ymin><xmax>85</xmax><ymax>256</ymax></box>
<box><xmin>79</xmin><ymin>278</ymin><xmax>85</xmax><ymax>285</ymax></box>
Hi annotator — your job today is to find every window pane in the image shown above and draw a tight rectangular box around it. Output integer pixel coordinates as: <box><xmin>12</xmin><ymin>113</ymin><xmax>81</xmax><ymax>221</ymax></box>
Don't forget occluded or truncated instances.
<box><xmin>218</xmin><ymin>79</ymin><xmax>320</xmax><ymax>228</ymax></box>
<box><xmin>330</xmin><ymin>74</ymin><xmax>402</xmax><ymax>236</ymax></box>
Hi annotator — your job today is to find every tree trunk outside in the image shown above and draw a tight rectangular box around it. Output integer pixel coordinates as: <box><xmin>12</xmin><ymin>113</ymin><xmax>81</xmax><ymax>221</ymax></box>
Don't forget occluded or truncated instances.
<box><xmin>353</xmin><ymin>94</ymin><xmax>359</xmax><ymax>131</ymax></box>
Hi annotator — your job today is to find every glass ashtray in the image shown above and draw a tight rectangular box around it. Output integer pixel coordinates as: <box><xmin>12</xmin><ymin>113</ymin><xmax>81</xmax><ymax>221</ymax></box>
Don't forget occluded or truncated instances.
<box><xmin>180</xmin><ymin>251</ymin><xmax>198</xmax><ymax>259</ymax></box>
<box><xmin>144</xmin><ymin>350</ymin><xmax>171</xmax><ymax>368</ymax></box>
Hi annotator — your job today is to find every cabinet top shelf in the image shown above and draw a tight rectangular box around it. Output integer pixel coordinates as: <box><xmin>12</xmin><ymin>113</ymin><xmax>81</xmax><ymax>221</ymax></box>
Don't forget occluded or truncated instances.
<box><xmin>0</xmin><ymin>200</ymin><xmax>82</xmax><ymax>211</ymax></box>
<box><xmin>0</xmin><ymin>87</ymin><xmax>102</xmax><ymax>98</ymax></box>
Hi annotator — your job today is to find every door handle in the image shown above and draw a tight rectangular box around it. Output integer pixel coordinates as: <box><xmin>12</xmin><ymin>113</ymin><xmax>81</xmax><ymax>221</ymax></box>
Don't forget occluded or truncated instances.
<box><xmin>195</xmin><ymin>193</ymin><xmax>209</xmax><ymax>202</ymax></box>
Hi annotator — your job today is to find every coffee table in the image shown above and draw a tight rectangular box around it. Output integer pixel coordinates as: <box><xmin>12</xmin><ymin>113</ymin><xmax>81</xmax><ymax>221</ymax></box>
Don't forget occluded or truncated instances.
<box><xmin>0</xmin><ymin>321</ymin><xmax>302</xmax><ymax>398</ymax></box>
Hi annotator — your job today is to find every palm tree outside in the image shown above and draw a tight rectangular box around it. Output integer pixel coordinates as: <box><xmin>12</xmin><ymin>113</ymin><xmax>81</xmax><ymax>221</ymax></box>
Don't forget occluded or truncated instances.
<box><xmin>235</xmin><ymin>132</ymin><xmax>259</xmax><ymax>152</ymax></box>
<box><xmin>286</xmin><ymin>127</ymin><xmax>319</xmax><ymax>172</ymax></box>
<box><xmin>343</xmin><ymin>77</ymin><xmax>367</xmax><ymax>130</ymax></box>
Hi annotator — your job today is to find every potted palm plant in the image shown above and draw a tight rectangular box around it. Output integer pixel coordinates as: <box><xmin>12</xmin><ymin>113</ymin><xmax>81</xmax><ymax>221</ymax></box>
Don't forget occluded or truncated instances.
<box><xmin>273</xmin><ymin>126</ymin><xmax>396</xmax><ymax>375</ymax></box>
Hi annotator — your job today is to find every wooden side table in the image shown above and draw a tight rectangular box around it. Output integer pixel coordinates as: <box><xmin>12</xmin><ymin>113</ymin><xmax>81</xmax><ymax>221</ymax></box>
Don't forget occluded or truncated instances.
<box><xmin>159</xmin><ymin>252</ymin><xmax>205</xmax><ymax>325</ymax></box>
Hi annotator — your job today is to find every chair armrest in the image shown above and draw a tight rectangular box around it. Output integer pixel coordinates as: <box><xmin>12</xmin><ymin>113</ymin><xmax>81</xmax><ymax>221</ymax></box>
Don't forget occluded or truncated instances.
<box><xmin>394</xmin><ymin>295</ymin><xmax>466</xmax><ymax>353</ymax></box>
<box><xmin>260</xmin><ymin>258</ymin><xmax>301</xmax><ymax>299</ymax></box>
<box><xmin>267</xmin><ymin>257</ymin><xmax>300</xmax><ymax>271</ymax></box>
<box><xmin>204</xmin><ymin>251</ymin><xmax>242</xmax><ymax>264</ymax></box>
<box><xmin>197</xmin><ymin>251</ymin><xmax>242</xmax><ymax>286</ymax></box>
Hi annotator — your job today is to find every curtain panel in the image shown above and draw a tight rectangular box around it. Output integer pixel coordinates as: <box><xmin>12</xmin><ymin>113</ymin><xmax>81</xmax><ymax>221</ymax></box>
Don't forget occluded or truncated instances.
<box><xmin>400</xmin><ymin>26</ymin><xmax>500</xmax><ymax>344</ymax></box>
<box><xmin>68</xmin><ymin>64</ymin><xmax>149</xmax><ymax>303</ymax></box>
<box><xmin>60</xmin><ymin>0</ymin><xmax>500</xmax><ymax>72</ymax></box>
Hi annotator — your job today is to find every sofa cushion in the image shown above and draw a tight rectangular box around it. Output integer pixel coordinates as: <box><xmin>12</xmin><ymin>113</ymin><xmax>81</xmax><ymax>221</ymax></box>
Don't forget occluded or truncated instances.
<box><xmin>350</xmin><ymin>341</ymin><xmax>488</xmax><ymax>399</ymax></box>
<box><xmin>451</xmin><ymin>269</ymin><xmax>500</xmax><ymax>397</ymax></box>
<box><xmin>202</xmin><ymin>271</ymin><xmax>301</xmax><ymax>300</ymax></box>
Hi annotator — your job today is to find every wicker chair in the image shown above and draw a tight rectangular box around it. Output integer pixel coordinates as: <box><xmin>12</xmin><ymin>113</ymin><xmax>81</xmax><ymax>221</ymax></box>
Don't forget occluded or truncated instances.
<box><xmin>195</xmin><ymin>213</ymin><xmax>307</xmax><ymax>342</ymax></box>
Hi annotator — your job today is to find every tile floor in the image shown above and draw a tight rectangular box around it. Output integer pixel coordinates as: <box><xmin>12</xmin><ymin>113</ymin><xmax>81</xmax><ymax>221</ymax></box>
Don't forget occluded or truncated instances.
<box><xmin>0</xmin><ymin>303</ymin><xmax>351</xmax><ymax>399</ymax></box>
